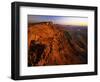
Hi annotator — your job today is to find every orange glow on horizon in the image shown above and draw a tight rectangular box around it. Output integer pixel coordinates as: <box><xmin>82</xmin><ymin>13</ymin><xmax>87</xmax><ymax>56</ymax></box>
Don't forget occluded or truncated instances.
<box><xmin>65</xmin><ymin>21</ymin><xmax>88</xmax><ymax>26</ymax></box>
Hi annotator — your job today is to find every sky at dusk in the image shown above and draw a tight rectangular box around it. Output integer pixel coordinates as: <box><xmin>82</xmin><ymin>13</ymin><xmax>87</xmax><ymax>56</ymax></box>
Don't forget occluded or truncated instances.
<box><xmin>28</xmin><ymin>15</ymin><xmax>88</xmax><ymax>26</ymax></box>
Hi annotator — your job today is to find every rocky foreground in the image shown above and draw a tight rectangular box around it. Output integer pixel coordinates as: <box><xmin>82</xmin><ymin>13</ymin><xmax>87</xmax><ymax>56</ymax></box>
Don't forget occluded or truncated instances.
<box><xmin>28</xmin><ymin>22</ymin><xmax>87</xmax><ymax>66</ymax></box>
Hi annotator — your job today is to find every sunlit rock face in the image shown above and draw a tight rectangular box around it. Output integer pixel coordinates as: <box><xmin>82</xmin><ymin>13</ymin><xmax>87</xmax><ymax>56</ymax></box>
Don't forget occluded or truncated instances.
<box><xmin>28</xmin><ymin>22</ymin><xmax>87</xmax><ymax>66</ymax></box>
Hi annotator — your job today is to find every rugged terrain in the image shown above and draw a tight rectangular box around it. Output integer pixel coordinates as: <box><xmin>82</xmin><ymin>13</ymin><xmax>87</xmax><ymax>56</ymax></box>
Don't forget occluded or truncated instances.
<box><xmin>28</xmin><ymin>22</ymin><xmax>87</xmax><ymax>66</ymax></box>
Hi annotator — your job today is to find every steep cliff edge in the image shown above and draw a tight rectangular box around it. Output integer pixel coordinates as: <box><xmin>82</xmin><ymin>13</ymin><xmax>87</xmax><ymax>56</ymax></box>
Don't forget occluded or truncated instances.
<box><xmin>28</xmin><ymin>22</ymin><xmax>87</xmax><ymax>66</ymax></box>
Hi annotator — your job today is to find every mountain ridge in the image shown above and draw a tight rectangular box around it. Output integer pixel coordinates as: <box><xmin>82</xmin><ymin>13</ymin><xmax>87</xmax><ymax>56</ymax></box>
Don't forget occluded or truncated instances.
<box><xmin>28</xmin><ymin>22</ymin><xmax>87</xmax><ymax>66</ymax></box>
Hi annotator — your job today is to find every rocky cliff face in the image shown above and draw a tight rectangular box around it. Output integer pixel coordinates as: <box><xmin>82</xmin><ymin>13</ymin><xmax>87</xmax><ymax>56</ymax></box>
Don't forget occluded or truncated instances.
<box><xmin>28</xmin><ymin>22</ymin><xmax>87</xmax><ymax>66</ymax></box>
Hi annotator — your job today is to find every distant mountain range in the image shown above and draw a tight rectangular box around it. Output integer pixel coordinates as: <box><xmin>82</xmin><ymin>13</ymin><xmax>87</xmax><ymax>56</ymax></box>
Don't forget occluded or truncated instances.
<box><xmin>55</xmin><ymin>24</ymin><xmax>87</xmax><ymax>31</ymax></box>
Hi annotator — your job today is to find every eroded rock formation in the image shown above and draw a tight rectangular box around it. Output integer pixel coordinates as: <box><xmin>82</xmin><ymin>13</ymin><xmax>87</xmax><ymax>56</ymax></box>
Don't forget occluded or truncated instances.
<box><xmin>28</xmin><ymin>22</ymin><xmax>87</xmax><ymax>66</ymax></box>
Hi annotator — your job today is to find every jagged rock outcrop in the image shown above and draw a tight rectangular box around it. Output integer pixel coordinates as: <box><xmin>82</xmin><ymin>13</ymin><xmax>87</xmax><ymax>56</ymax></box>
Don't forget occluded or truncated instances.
<box><xmin>28</xmin><ymin>22</ymin><xmax>87</xmax><ymax>66</ymax></box>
